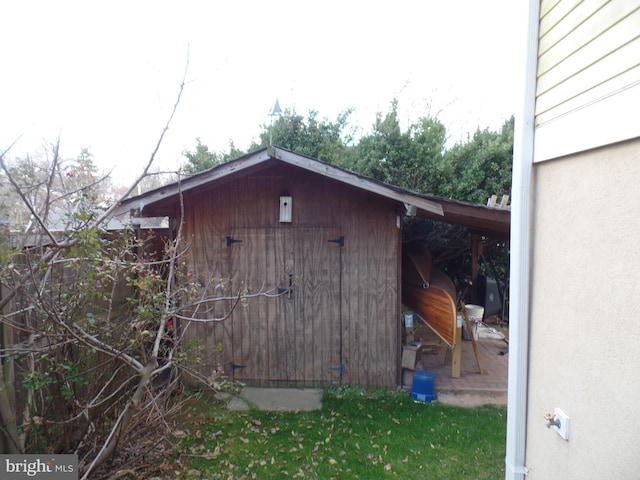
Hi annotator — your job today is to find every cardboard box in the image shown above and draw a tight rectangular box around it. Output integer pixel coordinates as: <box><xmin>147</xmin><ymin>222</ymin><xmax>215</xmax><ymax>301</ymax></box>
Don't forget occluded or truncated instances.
<box><xmin>401</xmin><ymin>342</ymin><xmax>423</xmax><ymax>370</ymax></box>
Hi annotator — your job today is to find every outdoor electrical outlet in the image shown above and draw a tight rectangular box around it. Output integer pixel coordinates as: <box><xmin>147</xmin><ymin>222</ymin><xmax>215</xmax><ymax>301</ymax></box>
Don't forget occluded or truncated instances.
<box><xmin>552</xmin><ymin>408</ymin><xmax>570</xmax><ymax>440</ymax></box>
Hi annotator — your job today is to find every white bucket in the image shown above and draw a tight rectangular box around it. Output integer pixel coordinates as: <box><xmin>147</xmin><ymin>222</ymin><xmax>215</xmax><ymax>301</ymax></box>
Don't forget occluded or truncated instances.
<box><xmin>464</xmin><ymin>304</ymin><xmax>484</xmax><ymax>324</ymax></box>
<box><xmin>462</xmin><ymin>304</ymin><xmax>484</xmax><ymax>341</ymax></box>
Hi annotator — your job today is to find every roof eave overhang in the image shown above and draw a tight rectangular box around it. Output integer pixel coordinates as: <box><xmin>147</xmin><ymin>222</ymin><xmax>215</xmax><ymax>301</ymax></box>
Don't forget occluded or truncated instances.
<box><xmin>113</xmin><ymin>149</ymin><xmax>273</xmax><ymax>216</ymax></box>
<box><xmin>271</xmin><ymin>147</ymin><xmax>444</xmax><ymax>216</ymax></box>
<box><xmin>414</xmin><ymin>200</ymin><xmax>511</xmax><ymax>238</ymax></box>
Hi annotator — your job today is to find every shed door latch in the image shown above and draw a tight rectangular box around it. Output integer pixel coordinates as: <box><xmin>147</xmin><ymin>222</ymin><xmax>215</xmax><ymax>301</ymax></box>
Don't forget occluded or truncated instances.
<box><xmin>278</xmin><ymin>273</ymin><xmax>293</xmax><ymax>299</ymax></box>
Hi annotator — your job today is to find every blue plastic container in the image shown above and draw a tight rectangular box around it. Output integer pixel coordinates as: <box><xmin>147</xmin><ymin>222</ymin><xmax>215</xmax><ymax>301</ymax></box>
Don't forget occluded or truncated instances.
<box><xmin>410</xmin><ymin>370</ymin><xmax>437</xmax><ymax>402</ymax></box>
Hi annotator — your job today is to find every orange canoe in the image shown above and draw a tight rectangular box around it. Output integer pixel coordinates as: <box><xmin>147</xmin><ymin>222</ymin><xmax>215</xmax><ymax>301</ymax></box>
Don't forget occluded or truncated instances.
<box><xmin>402</xmin><ymin>244</ymin><xmax>458</xmax><ymax>347</ymax></box>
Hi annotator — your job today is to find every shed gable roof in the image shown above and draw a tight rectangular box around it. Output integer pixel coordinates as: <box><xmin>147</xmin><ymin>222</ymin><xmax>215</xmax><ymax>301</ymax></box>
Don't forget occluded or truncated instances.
<box><xmin>115</xmin><ymin>146</ymin><xmax>510</xmax><ymax>237</ymax></box>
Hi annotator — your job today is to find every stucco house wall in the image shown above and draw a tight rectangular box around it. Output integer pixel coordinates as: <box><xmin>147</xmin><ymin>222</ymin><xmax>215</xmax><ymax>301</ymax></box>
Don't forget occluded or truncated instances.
<box><xmin>525</xmin><ymin>138</ymin><xmax>640</xmax><ymax>479</ymax></box>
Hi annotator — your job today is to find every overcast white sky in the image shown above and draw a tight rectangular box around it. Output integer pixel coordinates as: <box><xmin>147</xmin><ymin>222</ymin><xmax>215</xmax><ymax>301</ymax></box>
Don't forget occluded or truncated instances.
<box><xmin>1</xmin><ymin>1</ymin><xmax>520</xmax><ymax>185</ymax></box>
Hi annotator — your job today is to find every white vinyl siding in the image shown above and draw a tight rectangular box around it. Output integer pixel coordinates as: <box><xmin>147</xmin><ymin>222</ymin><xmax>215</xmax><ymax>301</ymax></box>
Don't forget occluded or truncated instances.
<box><xmin>534</xmin><ymin>0</ymin><xmax>640</xmax><ymax>162</ymax></box>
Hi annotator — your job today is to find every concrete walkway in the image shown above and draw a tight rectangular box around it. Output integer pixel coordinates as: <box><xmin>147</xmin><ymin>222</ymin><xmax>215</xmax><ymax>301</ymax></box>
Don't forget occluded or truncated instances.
<box><xmin>225</xmin><ymin>387</ymin><xmax>323</xmax><ymax>411</ymax></box>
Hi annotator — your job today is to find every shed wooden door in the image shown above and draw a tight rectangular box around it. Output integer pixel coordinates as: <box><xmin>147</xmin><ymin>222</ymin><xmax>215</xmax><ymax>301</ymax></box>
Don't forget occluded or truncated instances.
<box><xmin>224</xmin><ymin>227</ymin><xmax>343</xmax><ymax>385</ymax></box>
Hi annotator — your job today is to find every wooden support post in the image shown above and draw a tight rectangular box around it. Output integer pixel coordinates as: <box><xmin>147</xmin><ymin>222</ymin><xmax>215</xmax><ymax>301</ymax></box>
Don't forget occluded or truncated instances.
<box><xmin>462</xmin><ymin>304</ymin><xmax>484</xmax><ymax>374</ymax></box>
<box><xmin>471</xmin><ymin>234</ymin><xmax>483</xmax><ymax>304</ymax></box>
<box><xmin>451</xmin><ymin>324</ymin><xmax>462</xmax><ymax>378</ymax></box>
<box><xmin>444</xmin><ymin>323</ymin><xmax>463</xmax><ymax>378</ymax></box>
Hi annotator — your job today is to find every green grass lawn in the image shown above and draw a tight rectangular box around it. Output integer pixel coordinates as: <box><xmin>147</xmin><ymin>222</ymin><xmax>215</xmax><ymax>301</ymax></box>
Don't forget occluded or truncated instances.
<box><xmin>171</xmin><ymin>388</ymin><xmax>506</xmax><ymax>479</ymax></box>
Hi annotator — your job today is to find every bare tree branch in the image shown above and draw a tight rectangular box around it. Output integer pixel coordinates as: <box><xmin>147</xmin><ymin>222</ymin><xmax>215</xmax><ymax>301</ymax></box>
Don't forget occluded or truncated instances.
<box><xmin>0</xmin><ymin>143</ymin><xmax>61</xmax><ymax>248</ymax></box>
<box><xmin>0</xmin><ymin>52</ymin><xmax>254</xmax><ymax>478</ymax></box>
<box><xmin>96</xmin><ymin>57</ymin><xmax>190</xmax><ymax>229</ymax></box>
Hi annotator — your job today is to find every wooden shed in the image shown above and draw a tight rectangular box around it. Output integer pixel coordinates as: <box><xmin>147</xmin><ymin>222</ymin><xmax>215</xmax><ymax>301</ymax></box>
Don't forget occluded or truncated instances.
<box><xmin>116</xmin><ymin>147</ymin><xmax>509</xmax><ymax>388</ymax></box>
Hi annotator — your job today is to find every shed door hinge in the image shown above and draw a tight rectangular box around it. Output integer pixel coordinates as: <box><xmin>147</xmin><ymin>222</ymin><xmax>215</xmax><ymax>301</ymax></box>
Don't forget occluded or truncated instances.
<box><xmin>226</xmin><ymin>236</ymin><xmax>243</xmax><ymax>247</ymax></box>
<box><xmin>328</xmin><ymin>363</ymin><xmax>345</xmax><ymax>374</ymax></box>
<box><xmin>328</xmin><ymin>236</ymin><xmax>345</xmax><ymax>247</ymax></box>
<box><xmin>229</xmin><ymin>361</ymin><xmax>246</xmax><ymax>372</ymax></box>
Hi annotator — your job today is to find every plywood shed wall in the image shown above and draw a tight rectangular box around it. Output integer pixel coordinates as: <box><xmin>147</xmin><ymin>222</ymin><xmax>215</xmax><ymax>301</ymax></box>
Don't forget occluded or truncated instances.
<box><xmin>177</xmin><ymin>162</ymin><xmax>401</xmax><ymax>388</ymax></box>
